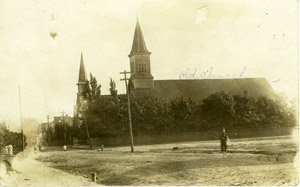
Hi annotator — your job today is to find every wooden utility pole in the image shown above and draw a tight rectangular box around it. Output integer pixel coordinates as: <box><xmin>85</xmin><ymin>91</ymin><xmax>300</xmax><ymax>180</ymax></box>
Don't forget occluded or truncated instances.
<box><xmin>47</xmin><ymin>115</ymin><xmax>50</xmax><ymax>143</ymax></box>
<box><xmin>120</xmin><ymin>70</ymin><xmax>134</xmax><ymax>153</ymax></box>
<box><xmin>81</xmin><ymin>110</ymin><xmax>92</xmax><ymax>150</ymax></box>
<box><xmin>18</xmin><ymin>86</ymin><xmax>24</xmax><ymax>156</ymax></box>
<box><xmin>61</xmin><ymin>111</ymin><xmax>66</xmax><ymax>144</ymax></box>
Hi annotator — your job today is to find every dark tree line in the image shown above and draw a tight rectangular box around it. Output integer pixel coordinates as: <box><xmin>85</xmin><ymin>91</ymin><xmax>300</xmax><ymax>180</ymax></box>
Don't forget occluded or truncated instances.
<box><xmin>73</xmin><ymin>76</ymin><xmax>297</xmax><ymax>139</ymax></box>
<box><xmin>0</xmin><ymin>122</ymin><xmax>23</xmax><ymax>147</ymax></box>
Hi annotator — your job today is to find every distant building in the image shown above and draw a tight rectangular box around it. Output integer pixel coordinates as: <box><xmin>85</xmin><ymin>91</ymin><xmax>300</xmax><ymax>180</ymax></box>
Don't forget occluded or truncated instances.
<box><xmin>128</xmin><ymin>19</ymin><xmax>276</xmax><ymax>101</ymax></box>
<box><xmin>39</xmin><ymin>115</ymin><xmax>73</xmax><ymax>143</ymax></box>
<box><xmin>53</xmin><ymin>114</ymin><xmax>73</xmax><ymax>126</ymax></box>
<box><xmin>38</xmin><ymin>121</ymin><xmax>53</xmax><ymax>145</ymax></box>
<box><xmin>64</xmin><ymin>114</ymin><xmax>74</xmax><ymax>126</ymax></box>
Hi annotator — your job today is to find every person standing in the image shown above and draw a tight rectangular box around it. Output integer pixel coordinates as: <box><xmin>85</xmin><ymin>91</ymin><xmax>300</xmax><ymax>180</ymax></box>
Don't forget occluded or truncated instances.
<box><xmin>63</xmin><ymin>145</ymin><xmax>67</xmax><ymax>152</ymax></box>
<box><xmin>220</xmin><ymin>128</ymin><xmax>230</xmax><ymax>158</ymax></box>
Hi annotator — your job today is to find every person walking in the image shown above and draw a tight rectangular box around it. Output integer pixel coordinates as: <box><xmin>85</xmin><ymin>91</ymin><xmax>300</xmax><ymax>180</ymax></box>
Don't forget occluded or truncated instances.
<box><xmin>220</xmin><ymin>128</ymin><xmax>230</xmax><ymax>158</ymax></box>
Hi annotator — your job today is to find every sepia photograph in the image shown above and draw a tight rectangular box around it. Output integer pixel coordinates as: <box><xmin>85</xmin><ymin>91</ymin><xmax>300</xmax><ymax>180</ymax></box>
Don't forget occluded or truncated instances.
<box><xmin>0</xmin><ymin>0</ymin><xmax>299</xmax><ymax>186</ymax></box>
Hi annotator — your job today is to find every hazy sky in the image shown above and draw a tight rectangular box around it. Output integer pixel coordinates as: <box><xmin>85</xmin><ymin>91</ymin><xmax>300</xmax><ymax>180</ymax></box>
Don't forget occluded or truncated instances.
<box><xmin>0</xmin><ymin>0</ymin><xmax>298</xmax><ymax>131</ymax></box>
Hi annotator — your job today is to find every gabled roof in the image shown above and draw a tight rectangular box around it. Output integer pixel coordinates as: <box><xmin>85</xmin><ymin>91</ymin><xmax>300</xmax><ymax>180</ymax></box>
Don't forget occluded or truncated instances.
<box><xmin>150</xmin><ymin>78</ymin><xmax>275</xmax><ymax>102</ymax></box>
<box><xmin>129</xmin><ymin>19</ymin><xmax>151</xmax><ymax>57</ymax></box>
<box><xmin>78</xmin><ymin>52</ymin><xmax>87</xmax><ymax>82</ymax></box>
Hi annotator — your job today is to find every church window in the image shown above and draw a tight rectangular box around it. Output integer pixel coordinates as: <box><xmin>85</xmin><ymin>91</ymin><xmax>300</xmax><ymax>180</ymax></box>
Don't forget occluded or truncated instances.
<box><xmin>139</xmin><ymin>62</ymin><xmax>142</xmax><ymax>72</ymax></box>
<box><xmin>135</xmin><ymin>61</ymin><xmax>148</xmax><ymax>72</ymax></box>
<box><xmin>142</xmin><ymin>63</ymin><xmax>145</xmax><ymax>72</ymax></box>
<box><xmin>136</xmin><ymin>61</ymin><xmax>140</xmax><ymax>72</ymax></box>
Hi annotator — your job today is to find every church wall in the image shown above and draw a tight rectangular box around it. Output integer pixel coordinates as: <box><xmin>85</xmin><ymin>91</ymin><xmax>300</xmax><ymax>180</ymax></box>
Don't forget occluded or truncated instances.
<box><xmin>132</xmin><ymin>79</ymin><xmax>154</xmax><ymax>89</ymax></box>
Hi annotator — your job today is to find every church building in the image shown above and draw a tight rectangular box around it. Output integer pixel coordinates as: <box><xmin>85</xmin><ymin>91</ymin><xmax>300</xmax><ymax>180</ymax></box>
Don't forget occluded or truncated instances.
<box><xmin>73</xmin><ymin>19</ymin><xmax>276</xmax><ymax>122</ymax></box>
<box><xmin>128</xmin><ymin>20</ymin><xmax>275</xmax><ymax>102</ymax></box>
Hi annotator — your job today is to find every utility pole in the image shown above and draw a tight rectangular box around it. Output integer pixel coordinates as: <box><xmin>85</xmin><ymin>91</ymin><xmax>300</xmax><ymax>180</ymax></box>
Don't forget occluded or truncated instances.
<box><xmin>61</xmin><ymin>111</ymin><xmax>66</xmax><ymax>144</ymax></box>
<box><xmin>18</xmin><ymin>86</ymin><xmax>24</xmax><ymax>156</ymax></box>
<box><xmin>47</xmin><ymin>115</ymin><xmax>50</xmax><ymax>143</ymax></box>
<box><xmin>81</xmin><ymin>109</ymin><xmax>92</xmax><ymax>150</ymax></box>
<box><xmin>120</xmin><ymin>70</ymin><xmax>134</xmax><ymax>153</ymax></box>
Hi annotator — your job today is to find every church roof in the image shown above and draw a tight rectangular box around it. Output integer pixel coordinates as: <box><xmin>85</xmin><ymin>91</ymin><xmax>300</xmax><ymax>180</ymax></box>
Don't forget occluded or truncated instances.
<box><xmin>78</xmin><ymin>52</ymin><xmax>87</xmax><ymax>82</ymax></box>
<box><xmin>150</xmin><ymin>78</ymin><xmax>275</xmax><ymax>102</ymax></box>
<box><xmin>129</xmin><ymin>19</ymin><xmax>151</xmax><ymax>57</ymax></box>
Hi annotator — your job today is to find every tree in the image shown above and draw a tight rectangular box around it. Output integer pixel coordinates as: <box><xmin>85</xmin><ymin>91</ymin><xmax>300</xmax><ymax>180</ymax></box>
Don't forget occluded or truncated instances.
<box><xmin>0</xmin><ymin>122</ymin><xmax>22</xmax><ymax>147</ymax></box>
<box><xmin>233</xmin><ymin>95</ymin><xmax>257</xmax><ymax>127</ymax></box>
<box><xmin>254</xmin><ymin>94</ymin><xmax>297</xmax><ymax>127</ymax></box>
<box><xmin>169</xmin><ymin>97</ymin><xmax>196</xmax><ymax>122</ymax></box>
<box><xmin>109</xmin><ymin>78</ymin><xmax>118</xmax><ymax>97</ymax></box>
<box><xmin>86</xmin><ymin>95</ymin><xmax>128</xmax><ymax>138</ymax></box>
<box><xmin>201</xmin><ymin>92</ymin><xmax>236</xmax><ymax>126</ymax></box>
<box><xmin>87</xmin><ymin>73</ymin><xmax>101</xmax><ymax>102</ymax></box>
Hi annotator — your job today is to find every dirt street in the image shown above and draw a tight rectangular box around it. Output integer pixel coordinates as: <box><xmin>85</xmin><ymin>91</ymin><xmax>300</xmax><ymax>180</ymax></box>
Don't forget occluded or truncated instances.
<box><xmin>32</xmin><ymin>136</ymin><xmax>298</xmax><ymax>186</ymax></box>
<box><xmin>1</xmin><ymin>147</ymin><xmax>96</xmax><ymax>186</ymax></box>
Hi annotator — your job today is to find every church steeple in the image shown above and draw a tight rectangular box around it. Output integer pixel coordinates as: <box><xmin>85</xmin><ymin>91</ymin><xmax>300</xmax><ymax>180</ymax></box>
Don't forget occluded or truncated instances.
<box><xmin>78</xmin><ymin>52</ymin><xmax>87</xmax><ymax>82</ymax></box>
<box><xmin>77</xmin><ymin>52</ymin><xmax>89</xmax><ymax>97</ymax></box>
<box><xmin>128</xmin><ymin>19</ymin><xmax>154</xmax><ymax>89</ymax></box>
<box><xmin>129</xmin><ymin>19</ymin><xmax>151</xmax><ymax>57</ymax></box>
<box><xmin>75</xmin><ymin>52</ymin><xmax>89</xmax><ymax>126</ymax></box>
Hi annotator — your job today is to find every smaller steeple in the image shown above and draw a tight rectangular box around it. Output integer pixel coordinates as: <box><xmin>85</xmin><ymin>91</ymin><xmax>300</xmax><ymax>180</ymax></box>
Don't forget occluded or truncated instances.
<box><xmin>77</xmin><ymin>52</ymin><xmax>89</xmax><ymax>97</ymax></box>
<box><xmin>78</xmin><ymin>52</ymin><xmax>87</xmax><ymax>82</ymax></box>
<box><xmin>75</xmin><ymin>52</ymin><xmax>89</xmax><ymax>126</ymax></box>
<box><xmin>129</xmin><ymin>19</ymin><xmax>151</xmax><ymax>57</ymax></box>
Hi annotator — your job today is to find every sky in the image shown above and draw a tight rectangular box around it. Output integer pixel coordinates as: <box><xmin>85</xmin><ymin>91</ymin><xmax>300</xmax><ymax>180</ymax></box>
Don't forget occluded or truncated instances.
<box><xmin>0</xmin><ymin>0</ymin><xmax>298</xmax><ymax>131</ymax></box>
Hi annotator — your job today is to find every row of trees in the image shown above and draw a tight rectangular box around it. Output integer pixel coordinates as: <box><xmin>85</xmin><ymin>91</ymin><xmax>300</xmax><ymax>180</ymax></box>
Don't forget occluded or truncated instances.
<box><xmin>73</xmin><ymin>75</ymin><xmax>297</xmax><ymax>139</ymax></box>
<box><xmin>0</xmin><ymin>122</ymin><xmax>23</xmax><ymax>147</ymax></box>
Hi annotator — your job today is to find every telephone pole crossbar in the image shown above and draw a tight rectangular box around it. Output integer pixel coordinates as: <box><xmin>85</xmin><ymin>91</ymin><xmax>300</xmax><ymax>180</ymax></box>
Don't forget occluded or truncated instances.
<box><xmin>120</xmin><ymin>70</ymin><xmax>134</xmax><ymax>153</ymax></box>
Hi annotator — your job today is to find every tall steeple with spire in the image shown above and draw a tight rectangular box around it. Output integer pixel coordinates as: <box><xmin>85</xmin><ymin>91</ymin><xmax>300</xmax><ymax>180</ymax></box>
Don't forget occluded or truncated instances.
<box><xmin>129</xmin><ymin>19</ymin><xmax>154</xmax><ymax>89</ymax></box>
<box><xmin>78</xmin><ymin>52</ymin><xmax>87</xmax><ymax>83</ymax></box>
<box><xmin>76</xmin><ymin>52</ymin><xmax>89</xmax><ymax>112</ymax></box>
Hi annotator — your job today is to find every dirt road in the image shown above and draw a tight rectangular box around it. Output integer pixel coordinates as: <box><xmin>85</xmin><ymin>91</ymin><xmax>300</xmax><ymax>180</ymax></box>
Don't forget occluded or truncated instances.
<box><xmin>1</xmin><ymin>147</ymin><xmax>96</xmax><ymax>187</ymax></box>
<box><xmin>35</xmin><ymin>136</ymin><xmax>299</xmax><ymax>186</ymax></box>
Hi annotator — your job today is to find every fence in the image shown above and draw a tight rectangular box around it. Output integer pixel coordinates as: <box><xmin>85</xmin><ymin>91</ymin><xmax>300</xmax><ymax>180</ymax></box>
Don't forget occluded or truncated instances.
<box><xmin>89</xmin><ymin>126</ymin><xmax>296</xmax><ymax>147</ymax></box>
